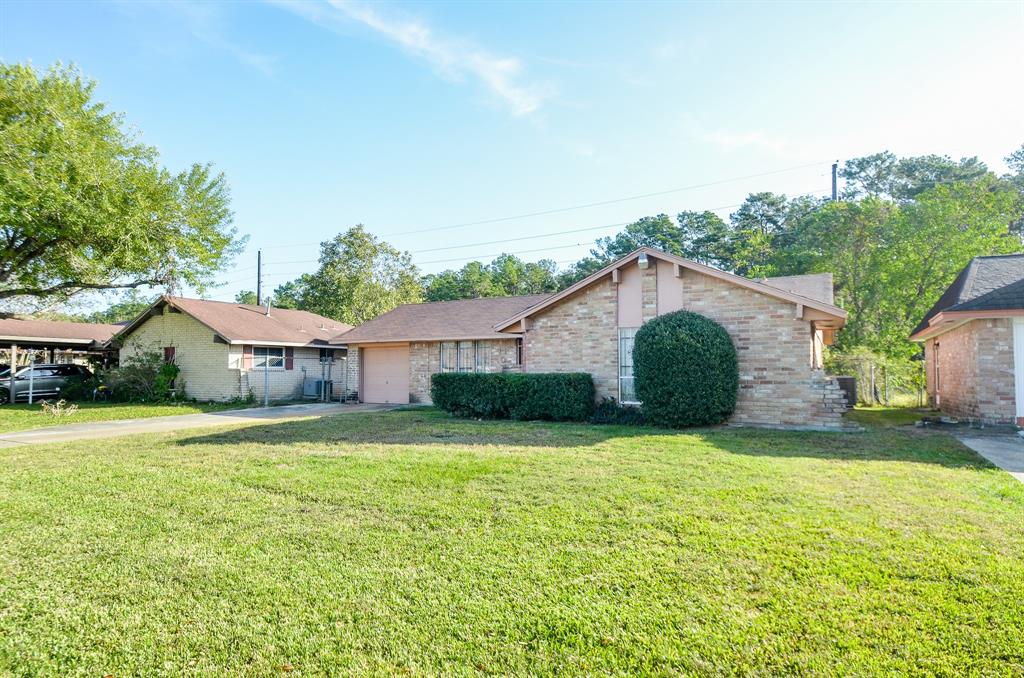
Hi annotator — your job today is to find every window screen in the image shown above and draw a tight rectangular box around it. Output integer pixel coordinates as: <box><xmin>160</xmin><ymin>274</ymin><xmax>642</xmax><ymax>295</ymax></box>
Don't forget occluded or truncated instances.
<box><xmin>475</xmin><ymin>342</ymin><xmax>491</xmax><ymax>372</ymax></box>
<box><xmin>458</xmin><ymin>341</ymin><xmax>475</xmax><ymax>372</ymax></box>
<box><xmin>253</xmin><ymin>346</ymin><xmax>285</xmax><ymax>369</ymax></box>
<box><xmin>440</xmin><ymin>342</ymin><xmax>458</xmax><ymax>372</ymax></box>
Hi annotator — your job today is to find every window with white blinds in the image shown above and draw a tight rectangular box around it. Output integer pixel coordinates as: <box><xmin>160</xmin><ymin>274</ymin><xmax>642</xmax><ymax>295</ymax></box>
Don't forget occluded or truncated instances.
<box><xmin>618</xmin><ymin>327</ymin><xmax>639</xmax><ymax>404</ymax></box>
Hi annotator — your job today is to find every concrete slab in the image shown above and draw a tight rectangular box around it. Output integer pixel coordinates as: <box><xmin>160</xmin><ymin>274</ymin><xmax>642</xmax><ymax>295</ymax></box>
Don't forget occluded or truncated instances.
<box><xmin>0</xmin><ymin>402</ymin><xmax>395</xmax><ymax>448</ymax></box>
<box><xmin>957</xmin><ymin>435</ymin><xmax>1024</xmax><ymax>484</ymax></box>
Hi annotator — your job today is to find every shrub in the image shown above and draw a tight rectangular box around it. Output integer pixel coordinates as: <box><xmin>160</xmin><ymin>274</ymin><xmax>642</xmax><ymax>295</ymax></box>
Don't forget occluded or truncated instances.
<box><xmin>59</xmin><ymin>373</ymin><xmax>100</xmax><ymax>401</ymax></box>
<box><xmin>633</xmin><ymin>310</ymin><xmax>738</xmax><ymax>428</ymax></box>
<box><xmin>101</xmin><ymin>349</ymin><xmax>183</xmax><ymax>403</ymax></box>
<box><xmin>506</xmin><ymin>373</ymin><xmax>595</xmax><ymax>422</ymax></box>
<box><xmin>591</xmin><ymin>397</ymin><xmax>645</xmax><ymax>426</ymax></box>
<box><xmin>431</xmin><ymin>372</ymin><xmax>512</xmax><ymax>419</ymax></box>
<box><xmin>431</xmin><ymin>372</ymin><xmax>595</xmax><ymax>422</ymax></box>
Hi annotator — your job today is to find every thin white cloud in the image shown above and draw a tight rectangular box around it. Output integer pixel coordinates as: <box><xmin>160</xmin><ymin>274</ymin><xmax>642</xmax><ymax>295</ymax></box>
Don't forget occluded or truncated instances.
<box><xmin>163</xmin><ymin>1</ymin><xmax>277</xmax><ymax>75</ymax></box>
<box><xmin>271</xmin><ymin>0</ymin><xmax>549</xmax><ymax>116</ymax></box>
<box><xmin>679</xmin><ymin>116</ymin><xmax>789</xmax><ymax>155</ymax></box>
<box><xmin>701</xmin><ymin>129</ymin><xmax>788</xmax><ymax>155</ymax></box>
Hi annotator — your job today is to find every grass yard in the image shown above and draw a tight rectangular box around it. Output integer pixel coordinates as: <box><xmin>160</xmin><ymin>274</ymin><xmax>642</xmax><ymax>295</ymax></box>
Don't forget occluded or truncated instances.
<box><xmin>0</xmin><ymin>400</ymin><xmax>253</xmax><ymax>433</ymax></box>
<box><xmin>845</xmin><ymin>405</ymin><xmax>929</xmax><ymax>428</ymax></box>
<box><xmin>1</xmin><ymin>409</ymin><xmax>1022</xmax><ymax>675</ymax></box>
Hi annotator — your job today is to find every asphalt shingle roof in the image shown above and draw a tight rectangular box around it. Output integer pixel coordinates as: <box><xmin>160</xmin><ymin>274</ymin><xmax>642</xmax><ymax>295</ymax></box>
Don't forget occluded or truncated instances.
<box><xmin>115</xmin><ymin>297</ymin><xmax>352</xmax><ymax>346</ymax></box>
<box><xmin>332</xmin><ymin>295</ymin><xmax>550</xmax><ymax>344</ymax></box>
<box><xmin>0</xmin><ymin>318</ymin><xmax>121</xmax><ymax>344</ymax></box>
<box><xmin>913</xmin><ymin>254</ymin><xmax>1024</xmax><ymax>335</ymax></box>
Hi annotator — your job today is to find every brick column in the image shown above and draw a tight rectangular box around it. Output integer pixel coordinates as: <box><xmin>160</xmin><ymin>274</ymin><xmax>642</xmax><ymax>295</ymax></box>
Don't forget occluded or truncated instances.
<box><xmin>641</xmin><ymin>258</ymin><xmax>658</xmax><ymax>322</ymax></box>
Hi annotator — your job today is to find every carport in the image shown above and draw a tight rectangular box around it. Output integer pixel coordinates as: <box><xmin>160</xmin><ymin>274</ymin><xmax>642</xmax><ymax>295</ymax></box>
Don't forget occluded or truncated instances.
<box><xmin>0</xmin><ymin>318</ymin><xmax>120</xmax><ymax>404</ymax></box>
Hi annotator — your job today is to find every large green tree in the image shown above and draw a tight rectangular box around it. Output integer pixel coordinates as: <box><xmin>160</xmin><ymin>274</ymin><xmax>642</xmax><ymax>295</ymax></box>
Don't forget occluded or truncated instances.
<box><xmin>423</xmin><ymin>254</ymin><xmax>558</xmax><ymax>301</ymax></box>
<box><xmin>558</xmin><ymin>147</ymin><xmax>1024</xmax><ymax>357</ymax></box>
<box><xmin>0</xmin><ymin>63</ymin><xmax>243</xmax><ymax>316</ymax></box>
<box><xmin>83</xmin><ymin>290</ymin><xmax>156</xmax><ymax>324</ymax></box>
<box><xmin>795</xmin><ymin>178</ymin><xmax>1021</xmax><ymax>356</ymax></box>
<box><xmin>839</xmin><ymin>151</ymin><xmax>990</xmax><ymax>201</ymax></box>
<box><xmin>274</xmin><ymin>226</ymin><xmax>422</xmax><ymax>325</ymax></box>
<box><xmin>727</xmin><ymin>192</ymin><xmax>789</xmax><ymax>277</ymax></box>
<box><xmin>557</xmin><ymin>212</ymin><xmax>731</xmax><ymax>287</ymax></box>
<box><xmin>234</xmin><ymin>290</ymin><xmax>259</xmax><ymax>305</ymax></box>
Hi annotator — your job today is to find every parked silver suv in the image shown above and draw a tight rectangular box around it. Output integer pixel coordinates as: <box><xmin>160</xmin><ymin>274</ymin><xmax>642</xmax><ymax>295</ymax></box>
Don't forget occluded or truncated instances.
<box><xmin>0</xmin><ymin>364</ymin><xmax>93</xmax><ymax>403</ymax></box>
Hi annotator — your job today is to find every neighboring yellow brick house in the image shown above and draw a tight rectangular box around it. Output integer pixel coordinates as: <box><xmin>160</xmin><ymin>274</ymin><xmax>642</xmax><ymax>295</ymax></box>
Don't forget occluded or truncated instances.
<box><xmin>112</xmin><ymin>297</ymin><xmax>352</xmax><ymax>402</ymax></box>
<box><xmin>335</xmin><ymin>248</ymin><xmax>851</xmax><ymax>429</ymax></box>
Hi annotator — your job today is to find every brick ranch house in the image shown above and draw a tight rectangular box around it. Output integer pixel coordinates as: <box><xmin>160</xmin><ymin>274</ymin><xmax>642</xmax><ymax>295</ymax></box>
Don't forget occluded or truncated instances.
<box><xmin>912</xmin><ymin>254</ymin><xmax>1024</xmax><ymax>425</ymax></box>
<box><xmin>335</xmin><ymin>248</ymin><xmax>850</xmax><ymax>429</ymax></box>
<box><xmin>111</xmin><ymin>297</ymin><xmax>352</xmax><ymax>402</ymax></box>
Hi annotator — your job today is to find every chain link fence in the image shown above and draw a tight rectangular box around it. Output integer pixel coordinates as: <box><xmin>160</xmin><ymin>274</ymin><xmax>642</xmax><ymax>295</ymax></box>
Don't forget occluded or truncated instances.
<box><xmin>826</xmin><ymin>348</ymin><xmax>926</xmax><ymax>407</ymax></box>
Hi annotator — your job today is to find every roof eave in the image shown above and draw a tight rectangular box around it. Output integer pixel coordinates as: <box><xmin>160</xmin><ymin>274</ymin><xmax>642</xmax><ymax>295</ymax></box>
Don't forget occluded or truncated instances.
<box><xmin>910</xmin><ymin>308</ymin><xmax>1024</xmax><ymax>341</ymax></box>
<box><xmin>334</xmin><ymin>334</ymin><xmax>515</xmax><ymax>346</ymax></box>
<box><xmin>0</xmin><ymin>335</ymin><xmax>98</xmax><ymax>345</ymax></box>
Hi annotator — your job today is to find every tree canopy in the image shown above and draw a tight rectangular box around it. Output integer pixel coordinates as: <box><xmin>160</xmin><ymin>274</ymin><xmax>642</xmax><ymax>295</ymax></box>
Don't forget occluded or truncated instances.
<box><xmin>555</xmin><ymin>146</ymin><xmax>1024</xmax><ymax>357</ymax></box>
<box><xmin>423</xmin><ymin>254</ymin><xmax>559</xmax><ymax>301</ymax></box>
<box><xmin>265</xmin><ymin>226</ymin><xmax>422</xmax><ymax>325</ymax></box>
<box><xmin>0</xmin><ymin>63</ymin><xmax>244</xmax><ymax>317</ymax></box>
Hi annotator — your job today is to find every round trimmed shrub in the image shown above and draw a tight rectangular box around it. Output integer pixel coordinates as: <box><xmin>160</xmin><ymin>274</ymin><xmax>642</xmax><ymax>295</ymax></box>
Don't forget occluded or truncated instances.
<box><xmin>633</xmin><ymin>310</ymin><xmax>738</xmax><ymax>428</ymax></box>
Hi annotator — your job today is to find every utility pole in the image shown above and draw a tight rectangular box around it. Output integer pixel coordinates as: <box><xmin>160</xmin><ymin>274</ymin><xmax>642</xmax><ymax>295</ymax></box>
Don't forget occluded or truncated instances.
<box><xmin>256</xmin><ymin>249</ymin><xmax>262</xmax><ymax>304</ymax></box>
<box><xmin>831</xmin><ymin>161</ymin><xmax>838</xmax><ymax>201</ymax></box>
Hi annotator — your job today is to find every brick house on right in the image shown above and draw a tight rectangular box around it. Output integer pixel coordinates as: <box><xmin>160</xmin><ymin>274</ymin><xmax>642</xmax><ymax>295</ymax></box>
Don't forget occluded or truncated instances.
<box><xmin>912</xmin><ymin>254</ymin><xmax>1024</xmax><ymax>425</ymax></box>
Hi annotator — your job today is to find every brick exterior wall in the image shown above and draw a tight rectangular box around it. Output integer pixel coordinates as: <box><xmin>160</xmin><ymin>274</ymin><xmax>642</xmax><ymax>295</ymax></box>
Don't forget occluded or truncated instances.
<box><xmin>924</xmin><ymin>318</ymin><xmax>1016</xmax><ymax>424</ymax></box>
<box><xmin>343</xmin><ymin>347</ymin><xmax>360</xmax><ymax>400</ymax></box>
<box><xmin>409</xmin><ymin>342</ymin><xmax>440</xmax><ymax>403</ymax></box>
<box><xmin>120</xmin><ymin>306</ymin><xmax>328</xmax><ymax>402</ymax></box>
<box><xmin>525</xmin><ymin>277</ymin><xmax>621</xmax><ymax>403</ymax></box>
<box><xmin>524</xmin><ymin>259</ymin><xmax>847</xmax><ymax>429</ymax></box>
<box><xmin>641</xmin><ymin>260</ymin><xmax>658</xmax><ymax>322</ymax></box>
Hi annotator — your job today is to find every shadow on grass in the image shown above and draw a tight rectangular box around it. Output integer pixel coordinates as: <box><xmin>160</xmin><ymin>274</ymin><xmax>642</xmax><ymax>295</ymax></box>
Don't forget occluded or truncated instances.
<box><xmin>176</xmin><ymin>408</ymin><xmax>649</xmax><ymax>449</ymax></box>
<box><xmin>175</xmin><ymin>408</ymin><xmax>993</xmax><ymax>469</ymax></box>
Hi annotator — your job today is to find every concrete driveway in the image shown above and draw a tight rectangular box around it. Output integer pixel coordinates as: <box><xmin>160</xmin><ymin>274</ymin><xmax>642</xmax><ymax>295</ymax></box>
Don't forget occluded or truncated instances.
<box><xmin>0</xmin><ymin>402</ymin><xmax>395</xmax><ymax>448</ymax></box>
<box><xmin>957</xmin><ymin>434</ymin><xmax>1024</xmax><ymax>484</ymax></box>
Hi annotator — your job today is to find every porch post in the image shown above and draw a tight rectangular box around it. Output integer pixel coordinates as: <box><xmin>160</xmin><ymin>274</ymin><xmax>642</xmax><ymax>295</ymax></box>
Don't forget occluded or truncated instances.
<box><xmin>8</xmin><ymin>343</ymin><xmax>16</xmax><ymax>405</ymax></box>
<box><xmin>1013</xmin><ymin>318</ymin><xmax>1024</xmax><ymax>426</ymax></box>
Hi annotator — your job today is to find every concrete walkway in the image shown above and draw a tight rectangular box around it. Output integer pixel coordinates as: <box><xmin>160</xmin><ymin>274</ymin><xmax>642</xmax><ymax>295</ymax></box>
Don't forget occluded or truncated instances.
<box><xmin>958</xmin><ymin>435</ymin><xmax>1024</xmax><ymax>484</ymax></box>
<box><xmin>0</xmin><ymin>402</ymin><xmax>395</xmax><ymax>448</ymax></box>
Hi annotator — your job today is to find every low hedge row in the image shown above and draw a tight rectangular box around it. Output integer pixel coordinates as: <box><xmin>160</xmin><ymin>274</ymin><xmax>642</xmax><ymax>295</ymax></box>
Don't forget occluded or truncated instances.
<box><xmin>431</xmin><ymin>372</ymin><xmax>595</xmax><ymax>422</ymax></box>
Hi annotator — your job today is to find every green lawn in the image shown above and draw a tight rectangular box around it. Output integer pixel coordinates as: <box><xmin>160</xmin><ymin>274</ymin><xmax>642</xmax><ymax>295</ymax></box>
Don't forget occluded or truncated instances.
<box><xmin>0</xmin><ymin>400</ymin><xmax>252</xmax><ymax>433</ymax></box>
<box><xmin>1</xmin><ymin>410</ymin><xmax>1021</xmax><ymax>675</ymax></box>
<box><xmin>846</xmin><ymin>405</ymin><xmax>929</xmax><ymax>428</ymax></box>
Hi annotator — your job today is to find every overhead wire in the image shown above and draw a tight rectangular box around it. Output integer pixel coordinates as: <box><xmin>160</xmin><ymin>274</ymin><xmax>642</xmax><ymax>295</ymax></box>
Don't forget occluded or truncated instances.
<box><xmin>254</xmin><ymin>160</ymin><xmax>831</xmax><ymax>248</ymax></box>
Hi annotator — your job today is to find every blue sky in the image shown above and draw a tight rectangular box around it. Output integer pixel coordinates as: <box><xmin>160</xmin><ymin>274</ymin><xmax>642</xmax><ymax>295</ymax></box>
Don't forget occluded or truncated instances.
<box><xmin>2</xmin><ymin>0</ymin><xmax>1023</xmax><ymax>305</ymax></box>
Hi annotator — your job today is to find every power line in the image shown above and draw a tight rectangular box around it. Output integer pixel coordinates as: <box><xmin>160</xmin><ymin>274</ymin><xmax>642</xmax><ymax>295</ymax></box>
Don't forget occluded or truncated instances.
<box><xmin>256</xmin><ymin>160</ymin><xmax>830</xmax><ymax>248</ymax></box>
<box><xmin>213</xmin><ymin>187</ymin><xmax>832</xmax><ymax>288</ymax></box>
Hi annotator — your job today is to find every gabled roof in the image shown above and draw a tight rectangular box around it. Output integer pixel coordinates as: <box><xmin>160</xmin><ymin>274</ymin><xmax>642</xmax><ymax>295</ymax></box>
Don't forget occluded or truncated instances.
<box><xmin>494</xmin><ymin>248</ymin><xmax>847</xmax><ymax>332</ymax></box>
<box><xmin>112</xmin><ymin>296</ymin><xmax>352</xmax><ymax>347</ymax></box>
<box><xmin>911</xmin><ymin>254</ymin><xmax>1024</xmax><ymax>340</ymax></box>
<box><xmin>758</xmin><ymin>273</ymin><xmax>834</xmax><ymax>305</ymax></box>
<box><xmin>330</xmin><ymin>295</ymin><xmax>549</xmax><ymax>345</ymax></box>
<box><xmin>0</xmin><ymin>318</ymin><xmax>120</xmax><ymax>346</ymax></box>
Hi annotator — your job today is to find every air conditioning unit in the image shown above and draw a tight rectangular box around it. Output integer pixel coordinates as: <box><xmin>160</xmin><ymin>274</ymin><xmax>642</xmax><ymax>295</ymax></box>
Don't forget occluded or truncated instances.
<box><xmin>303</xmin><ymin>379</ymin><xmax>332</xmax><ymax>398</ymax></box>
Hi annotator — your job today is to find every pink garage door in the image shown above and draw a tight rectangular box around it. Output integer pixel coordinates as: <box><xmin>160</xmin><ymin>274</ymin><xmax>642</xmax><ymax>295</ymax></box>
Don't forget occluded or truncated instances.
<box><xmin>362</xmin><ymin>345</ymin><xmax>410</xmax><ymax>404</ymax></box>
